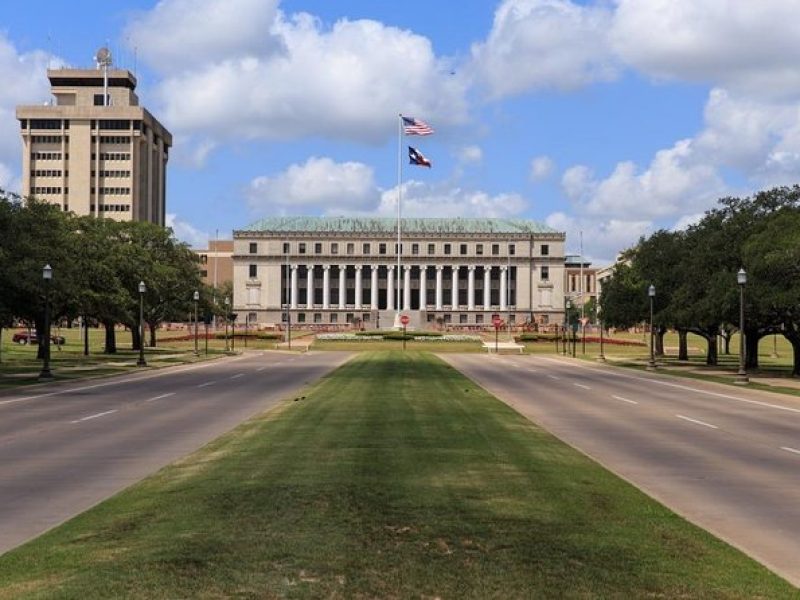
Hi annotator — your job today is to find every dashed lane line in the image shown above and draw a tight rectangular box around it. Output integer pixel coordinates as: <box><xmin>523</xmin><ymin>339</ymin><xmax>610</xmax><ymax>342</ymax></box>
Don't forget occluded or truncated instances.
<box><xmin>145</xmin><ymin>392</ymin><xmax>175</xmax><ymax>403</ymax></box>
<box><xmin>71</xmin><ymin>409</ymin><xmax>117</xmax><ymax>424</ymax></box>
<box><xmin>197</xmin><ymin>381</ymin><xmax>216</xmax><ymax>388</ymax></box>
<box><xmin>781</xmin><ymin>446</ymin><xmax>800</xmax><ymax>456</ymax></box>
<box><xmin>612</xmin><ymin>395</ymin><xmax>638</xmax><ymax>405</ymax></box>
<box><xmin>230</xmin><ymin>373</ymin><xmax>244</xmax><ymax>380</ymax></box>
<box><xmin>676</xmin><ymin>414</ymin><xmax>719</xmax><ymax>429</ymax></box>
<box><xmin>574</xmin><ymin>383</ymin><xmax>591</xmax><ymax>390</ymax></box>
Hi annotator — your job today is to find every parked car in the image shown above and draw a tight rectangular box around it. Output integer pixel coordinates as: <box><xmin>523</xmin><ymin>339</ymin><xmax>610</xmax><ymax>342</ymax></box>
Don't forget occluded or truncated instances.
<box><xmin>11</xmin><ymin>332</ymin><xmax>66</xmax><ymax>345</ymax></box>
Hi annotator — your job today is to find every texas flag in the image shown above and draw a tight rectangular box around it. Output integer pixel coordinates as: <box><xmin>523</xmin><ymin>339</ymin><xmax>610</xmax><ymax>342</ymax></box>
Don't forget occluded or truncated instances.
<box><xmin>408</xmin><ymin>146</ymin><xmax>432</xmax><ymax>168</ymax></box>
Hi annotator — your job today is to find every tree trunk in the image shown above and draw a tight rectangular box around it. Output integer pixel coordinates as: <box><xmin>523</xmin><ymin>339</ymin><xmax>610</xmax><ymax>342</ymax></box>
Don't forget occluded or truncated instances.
<box><xmin>745</xmin><ymin>330</ymin><xmax>760</xmax><ymax>370</ymax></box>
<box><xmin>131</xmin><ymin>325</ymin><xmax>141</xmax><ymax>351</ymax></box>
<box><xmin>677</xmin><ymin>329</ymin><xmax>688</xmax><ymax>361</ymax></box>
<box><xmin>655</xmin><ymin>327</ymin><xmax>665</xmax><ymax>357</ymax></box>
<box><xmin>0</xmin><ymin>326</ymin><xmax>3</xmax><ymax>364</ymax></box>
<box><xmin>722</xmin><ymin>331</ymin><xmax>732</xmax><ymax>355</ymax></box>
<box><xmin>783</xmin><ymin>333</ymin><xmax>800</xmax><ymax>377</ymax></box>
<box><xmin>35</xmin><ymin>316</ymin><xmax>45</xmax><ymax>359</ymax></box>
<box><xmin>103</xmin><ymin>320</ymin><xmax>117</xmax><ymax>354</ymax></box>
<box><xmin>148</xmin><ymin>322</ymin><xmax>157</xmax><ymax>348</ymax></box>
<box><xmin>83</xmin><ymin>316</ymin><xmax>89</xmax><ymax>356</ymax></box>
<box><xmin>705</xmin><ymin>335</ymin><xmax>718</xmax><ymax>366</ymax></box>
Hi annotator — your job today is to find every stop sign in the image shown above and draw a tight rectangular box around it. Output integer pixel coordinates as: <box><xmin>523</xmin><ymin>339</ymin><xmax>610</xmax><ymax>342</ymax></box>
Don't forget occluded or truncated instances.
<box><xmin>493</xmin><ymin>318</ymin><xmax>503</xmax><ymax>329</ymax></box>
<box><xmin>400</xmin><ymin>314</ymin><xmax>410</xmax><ymax>326</ymax></box>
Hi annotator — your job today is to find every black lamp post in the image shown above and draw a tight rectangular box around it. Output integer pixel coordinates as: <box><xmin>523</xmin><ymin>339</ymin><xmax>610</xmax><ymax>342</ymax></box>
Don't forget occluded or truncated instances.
<box><xmin>564</xmin><ymin>299</ymin><xmax>571</xmax><ymax>356</ymax></box>
<box><xmin>224</xmin><ymin>296</ymin><xmax>230</xmax><ymax>352</ymax></box>
<box><xmin>193</xmin><ymin>290</ymin><xmax>200</xmax><ymax>356</ymax></box>
<box><xmin>39</xmin><ymin>264</ymin><xmax>53</xmax><ymax>379</ymax></box>
<box><xmin>647</xmin><ymin>284</ymin><xmax>656</xmax><ymax>370</ymax></box>
<box><xmin>137</xmin><ymin>281</ymin><xmax>147</xmax><ymax>366</ymax></box>
<box><xmin>735</xmin><ymin>268</ymin><xmax>749</xmax><ymax>384</ymax></box>
<box><xmin>598</xmin><ymin>307</ymin><xmax>606</xmax><ymax>362</ymax></box>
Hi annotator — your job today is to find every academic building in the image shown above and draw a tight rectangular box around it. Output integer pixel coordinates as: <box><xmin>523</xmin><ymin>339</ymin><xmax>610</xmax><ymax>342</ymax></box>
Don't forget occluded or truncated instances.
<box><xmin>15</xmin><ymin>65</ymin><xmax>172</xmax><ymax>224</ymax></box>
<box><xmin>232</xmin><ymin>217</ymin><xmax>567</xmax><ymax>329</ymax></box>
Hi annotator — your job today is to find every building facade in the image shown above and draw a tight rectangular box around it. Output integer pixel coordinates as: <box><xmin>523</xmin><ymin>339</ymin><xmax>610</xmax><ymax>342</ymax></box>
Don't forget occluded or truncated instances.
<box><xmin>16</xmin><ymin>67</ymin><xmax>172</xmax><ymax>224</ymax></box>
<box><xmin>232</xmin><ymin>217</ymin><xmax>566</xmax><ymax>329</ymax></box>
<box><xmin>194</xmin><ymin>240</ymin><xmax>234</xmax><ymax>287</ymax></box>
<box><xmin>564</xmin><ymin>254</ymin><xmax>599</xmax><ymax>310</ymax></box>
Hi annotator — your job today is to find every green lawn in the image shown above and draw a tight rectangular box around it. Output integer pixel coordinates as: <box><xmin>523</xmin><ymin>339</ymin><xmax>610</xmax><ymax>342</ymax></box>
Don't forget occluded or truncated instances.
<box><xmin>0</xmin><ymin>352</ymin><xmax>792</xmax><ymax>598</ymax></box>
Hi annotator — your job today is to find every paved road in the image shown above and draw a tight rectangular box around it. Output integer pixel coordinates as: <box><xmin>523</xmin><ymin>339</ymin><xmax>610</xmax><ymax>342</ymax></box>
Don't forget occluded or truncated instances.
<box><xmin>443</xmin><ymin>353</ymin><xmax>800</xmax><ymax>587</ymax></box>
<box><xmin>0</xmin><ymin>350</ymin><xmax>351</xmax><ymax>555</ymax></box>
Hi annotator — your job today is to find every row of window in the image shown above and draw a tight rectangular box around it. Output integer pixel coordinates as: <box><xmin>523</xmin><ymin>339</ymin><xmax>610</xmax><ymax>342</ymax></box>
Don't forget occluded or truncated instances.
<box><xmin>92</xmin><ymin>152</ymin><xmax>131</xmax><ymax>161</ymax></box>
<box><xmin>91</xmin><ymin>187</ymin><xmax>131</xmax><ymax>195</ymax></box>
<box><xmin>31</xmin><ymin>135</ymin><xmax>64</xmax><ymax>143</ymax></box>
<box><xmin>92</xmin><ymin>204</ymin><xmax>131</xmax><ymax>212</ymax></box>
<box><xmin>27</xmin><ymin>119</ymin><xmax>66</xmax><ymax>130</ymax></box>
<box><xmin>92</xmin><ymin>170</ymin><xmax>131</xmax><ymax>178</ymax></box>
<box><xmin>285</xmin><ymin>313</ymin><xmax>521</xmax><ymax>325</ymax></box>
<box><xmin>32</xmin><ymin>186</ymin><xmax>64</xmax><ymax>195</ymax></box>
<box><xmin>32</xmin><ymin>169</ymin><xmax>64</xmax><ymax>177</ymax></box>
<box><xmin>95</xmin><ymin>136</ymin><xmax>131</xmax><ymax>144</ymax></box>
<box><xmin>22</xmin><ymin>119</ymin><xmax>147</xmax><ymax>133</ymax></box>
<box><xmin>250</xmin><ymin>241</ymin><xmax>550</xmax><ymax>257</ymax></box>
<box><xmin>31</xmin><ymin>152</ymin><xmax>65</xmax><ymax>161</ymax></box>
<box><xmin>248</xmin><ymin>263</ymin><xmax>550</xmax><ymax>281</ymax></box>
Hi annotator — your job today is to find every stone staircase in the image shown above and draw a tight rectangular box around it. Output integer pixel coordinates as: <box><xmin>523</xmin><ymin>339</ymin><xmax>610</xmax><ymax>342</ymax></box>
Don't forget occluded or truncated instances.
<box><xmin>377</xmin><ymin>310</ymin><xmax>424</xmax><ymax>330</ymax></box>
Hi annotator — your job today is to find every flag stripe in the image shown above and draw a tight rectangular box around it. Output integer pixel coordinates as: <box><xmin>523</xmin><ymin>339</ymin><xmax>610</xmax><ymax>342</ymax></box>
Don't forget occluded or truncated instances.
<box><xmin>402</xmin><ymin>116</ymin><xmax>434</xmax><ymax>136</ymax></box>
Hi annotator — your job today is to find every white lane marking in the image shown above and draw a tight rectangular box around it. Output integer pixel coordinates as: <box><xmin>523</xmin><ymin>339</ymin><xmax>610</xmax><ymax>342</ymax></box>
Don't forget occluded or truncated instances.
<box><xmin>531</xmin><ymin>355</ymin><xmax>800</xmax><ymax>416</ymax></box>
<box><xmin>197</xmin><ymin>381</ymin><xmax>216</xmax><ymax>388</ymax></box>
<box><xmin>230</xmin><ymin>373</ymin><xmax>244</xmax><ymax>380</ymax></box>
<box><xmin>71</xmin><ymin>409</ymin><xmax>117</xmax><ymax>424</ymax></box>
<box><xmin>256</xmin><ymin>366</ymin><xmax>267</xmax><ymax>372</ymax></box>
<box><xmin>527</xmin><ymin>368</ymin><xmax>539</xmax><ymax>373</ymax></box>
<box><xmin>781</xmin><ymin>446</ymin><xmax>800</xmax><ymax>455</ymax></box>
<box><xmin>146</xmin><ymin>392</ymin><xmax>175</xmax><ymax>403</ymax></box>
<box><xmin>548</xmin><ymin>375</ymin><xmax>560</xmax><ymax>380</ymax></box>
<box><xmin>676</xmin><ymin>414</ymin><xmax>718</xmax><ymax>429</ymax></box>
<box><xmin>0</xmin><ymin>354</ymin><xmax>252</xmax><ymax>406</ymax></box>
<box><xmin>612</xmin><ymin>395</ymin><xmax>638</xmax><ymax>405</ymax></box>
<box><xmin>573</xmin><ymin>383</ymin><xmax>591</xmax><ymax>390</ymax></box>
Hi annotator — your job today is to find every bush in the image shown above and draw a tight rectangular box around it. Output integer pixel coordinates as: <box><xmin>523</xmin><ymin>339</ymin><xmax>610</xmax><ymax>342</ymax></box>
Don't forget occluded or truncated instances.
<box><xmin>213</xmin><ymin>332</ymin><xmax>282</xmax><ymax>340</ymax></box>
<box><xmin>382</xmin><ymin>332</ymin><xmax>415</xmax><ymax>341</ymax></box>
<box><xmin>516</xmin><ymin>333</ymin><xmax>558</xmax><ymax>342</ymax></box>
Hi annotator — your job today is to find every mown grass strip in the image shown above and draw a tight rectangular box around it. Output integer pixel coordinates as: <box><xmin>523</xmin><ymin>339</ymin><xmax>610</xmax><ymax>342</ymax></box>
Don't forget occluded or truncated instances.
<box><xmin>0</xmin><ymin>351</ymin><xmax>794</xmax><ymax>598</ymax></box>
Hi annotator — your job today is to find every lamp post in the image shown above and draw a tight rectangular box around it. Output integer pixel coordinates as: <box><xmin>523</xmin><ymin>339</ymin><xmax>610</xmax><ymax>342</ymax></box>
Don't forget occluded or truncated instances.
<box><xmin>224</xmin><ymin>296</ymin><xmax>230</xmax><ymax>352</ymax></box>
<box><xmin>137</xmin><ymin>281</ymin><xmax>147</xmax><ymax>367</ymax></box>
<box><xmin>39</xmin><ymin>264</ymin><xmax>53</xmax><ymax>379</ymax></box>
<box><xmin>735</xmin><ymin>268</ymin><xmax>749</xmax><ymax>384</ymax></box>
<box><xmin>598</xmin><ymin>306</ymin><xmax>606</xmax><ymax>362</ymax></box>
<box><xmin>647</xmin><ymin>284</ymin><xmax>656</xmax><ymax>371</ymax></box>
<box><xmin>193</xmin><ymin>290</ymin><xmax>199</xmax><ymax>356</ymax></box>
<box><xmin>564</xmin><ymin>299</ymin><xmax>571</xmax><ymax>356</ymax></box>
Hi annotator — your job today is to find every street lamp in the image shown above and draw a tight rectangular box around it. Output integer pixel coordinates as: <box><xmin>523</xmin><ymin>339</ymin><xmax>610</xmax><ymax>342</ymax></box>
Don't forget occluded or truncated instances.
<box><xmin>735</xmin><ymin>268</ymin><xmax>749</xmax><ymax>384</ymax></box>
<box><xmin>647</xmin><ymin>284</ymin><xmax>656</xmax><ymax>371</ymax></box>
<box><xmin>39</xmin><ymin>264</ymin><xmax>53</xmax><ymax>379</ymax></box>
<box><xmin>564</xmin><ymin>299</ymin><xmax>571</xmax><ymax>356</ymax></box>
<box><xmin>137</xmin><ymin>281</ymin><xmax>147</xmax><ymax>367</ymax></box>
<box><xmin>598</xmin><ymin>307</ymin><xmax>606</xmax><ymax>362</ymax></box>
<box><xmin>224</xmin><ymin>296</ymin><xmax>230</xmax><ymax>352</ymax></box>
<box><xmin>193</xmin><ymin>290</ymin><xmax>200</xmax><ymax>356</ymax></box>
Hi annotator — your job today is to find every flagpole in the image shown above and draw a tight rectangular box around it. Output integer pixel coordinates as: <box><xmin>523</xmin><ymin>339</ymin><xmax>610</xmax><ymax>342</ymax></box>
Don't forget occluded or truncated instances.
<box><xmin>396</xmin><ymin>113</ymin><xmax>403</xmax><ymax>326</ymax></box>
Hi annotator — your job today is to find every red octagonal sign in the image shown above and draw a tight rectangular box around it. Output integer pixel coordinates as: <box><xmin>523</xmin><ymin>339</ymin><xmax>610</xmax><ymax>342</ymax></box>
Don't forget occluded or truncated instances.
<box><xmin>400</xmin><ymin>315</ymin><xmax>410</xmax><ymax>326</ymax></box>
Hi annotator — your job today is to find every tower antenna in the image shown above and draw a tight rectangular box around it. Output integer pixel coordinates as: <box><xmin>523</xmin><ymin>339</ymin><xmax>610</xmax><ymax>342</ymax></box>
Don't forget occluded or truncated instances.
<box><xmin>94</xmin><ymin>45</ymin><xmax>113</xmax><ymax>106</ymax></box>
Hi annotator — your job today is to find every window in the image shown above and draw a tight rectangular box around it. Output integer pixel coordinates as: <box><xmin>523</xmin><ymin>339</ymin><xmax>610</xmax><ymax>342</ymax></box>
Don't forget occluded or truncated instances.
<box><xmin>315</xmin><ymin>242</ymin><xmax>323</xmax><ymax>254</ymax></box>
<box><xmin>476</xmin><ymin>314</ymin><xmax>484</xmax><ymax>324</ymax></box>
<box><xmin>201</xmin><ymin>255</ymin><xmax>208</xmax><ymax>264</ymax></box>
<box><xmin>249</xmin><ymin>264</ymin><xmax>257</xmax><ymax>278</ymax></box>
<box><xmin>509</xmin><ymin>244</ymin><xmax>516</xmax><ymax>255</ymax></box>
<box><xmin>347</xmin><ymin>243</ymin><xmax>355</xmax><ymax>255</ymax></box>
<box><xmin>298</xmin><ymin>313</ymin><xmax>306</xmax><ymax>323</ymax></box>
<box><xmin>541</xmin><ymin>244</ymin><xmax>549</xmax><ymax>256</ymax></box>
<box><xmin>248</xmin><ymin>312</ymin><xmax>257</xmax><ymax>324</ymax></box>
<box><xmin>30</xmin><ymin>119</ymin><xmax>61</xmax><ymax>130</ymax></box>
<box><xmin>492</xmin><ymin>244</ymin><xmax>500</xmax><ymax>255</ymax></box>
<box><xmin>331</xmin><ymin>242</ymin><xmax>338</xmax><ymax>255</ymax></box>
<box><xmin>428</xmin><ymin>243</ymin><xmax>435</xmax><ymax>255</ymax></box>
<box><xmin>98</xmin><ymin>119</ymin><xmax>130</xmax><ymax>130</ymax></box>
<box><xmin>363</xmin><ymin>243</ymin><xmax>371</xmax><ymax>254</ymax></box>
<box><xmin>460</xmin><ymin>244</ymin><xmax>467</xmax><ymax>255</ymax></box>
<box><xmin>283</xmin><ymin>242</ymin><xmax>290</xmax><ymax>254</ymax></box>
<box><xmin>394</xmin><ymin>243</ymin><xmax>403</xmax><ymax>253</ymax></box>
<box><xmin>346</xmin><ymin>313</ymin><xmax>354</xmax><ymax>323</ymax></box>
<box><xmin>200</xmin><ymin>270</ymin><xmax>208</xmax><ymax>278</ymax></box>
<box><xmin>476</xmin><ymin>244</ymin><xmax>483</xmax><ymax>255</ymax></box>
<box><xmin>541</xmin><ymin>265</ymin><xmax>549</xmax><ymax>281</ymax></box>
<box><xmin>299</xmin><ymin>243</ymin><xmax>306</xmax><ymax>254</ymax></box>
<box><xmin>460</xmin><ymin>314</ymin><xmax>468</xmax><ymax>324</ymax></box>
<box><xmin>379</xmin><ymin>243</ymin><xmax>387</xmax><ymax>255</ymax></box>
<box><xmin>444</xmin><ymin>243</ymin><xmax>452</xmax><ymax>255</ymax></box>
<box><xmin>314</xmin><ymin>313</ymin><xmax>322</xmax><ymax>323</ymax></box>
<box><xmin>249</xmin><ymin>242</ymin><xmax>257</xmax><ymax>254</ymax></box>
<box><xmin>330</xmin><ymin>313</ymin><xmax>338</xmax><ymax>323</ymax></box>
<box><xmin>412</xmin><ymin>243</ymin><xmax>419</xmax><ymax>255</ymax></box>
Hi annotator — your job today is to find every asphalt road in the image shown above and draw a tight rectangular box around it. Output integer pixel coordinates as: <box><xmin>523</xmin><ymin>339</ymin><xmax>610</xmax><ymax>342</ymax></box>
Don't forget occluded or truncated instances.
<box><xmin>443</xmin><ymin>353</ymin><xmax>800</xmax><ymax>587</ymax></box>
<box><xmin>0</xmin><ymin>350</ymin><xmax>351</xmax><ymax>555</ymax></box>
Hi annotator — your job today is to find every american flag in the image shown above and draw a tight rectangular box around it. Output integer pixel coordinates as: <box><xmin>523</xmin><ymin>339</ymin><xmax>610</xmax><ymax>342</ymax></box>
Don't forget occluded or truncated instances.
<box><xmin>408</xmin><ymin>146</ymin><xmax>432</xmax><ymax>168</ymax></box>
<box><xmin>402</xmin><ymin>116</ymin><xmax>434</xmax><ymax>136</ymax></box>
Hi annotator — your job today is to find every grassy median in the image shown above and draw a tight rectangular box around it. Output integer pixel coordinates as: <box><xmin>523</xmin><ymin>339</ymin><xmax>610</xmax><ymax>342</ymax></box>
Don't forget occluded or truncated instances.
<box><xmin>0</xmin><ymin>351</ymin><xmax>794</xmax><ymax>598</ymax></box>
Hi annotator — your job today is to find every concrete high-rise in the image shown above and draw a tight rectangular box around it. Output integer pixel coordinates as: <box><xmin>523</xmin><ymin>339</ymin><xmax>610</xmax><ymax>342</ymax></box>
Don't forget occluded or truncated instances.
<box><xmin>16</xmin><ymin>65</ymin><xmax>172</xmax><ymax>224</ymax></box>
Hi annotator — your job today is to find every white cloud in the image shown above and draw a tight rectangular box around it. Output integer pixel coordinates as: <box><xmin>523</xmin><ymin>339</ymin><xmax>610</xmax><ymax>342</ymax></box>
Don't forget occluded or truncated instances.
<box><xmin>546</xmin><ymin>211</ymin><xmax>652</xmax><ymax>265</ymax></box>
<box><xmin>458</xmin><ymin>145</ymin><xmax>483</xmax><ymax>164</ymax></box>
<box><xmin>246</xmin><ymin>157</ymin><xmax>378</xmax><ymax>215</ymax></box>
<box><xmin>530</xmin><ymin>155</ymin><xmax>555</xmax><ymax>181</ymax></box>
<box><xmin>471</xmin><ymin>0</ymin><xmax>617</xmax><ymax>98</ymax></box>
<box><xmin>166</xmin><ymin>213</ymin><xmax>209</xmax><ymax>248</ymax></box>
<box><xmin>612</xmin><ymin>0</ymin><xmax>800</xmax><ymax>98</ymax></box>
<box><xmin>129</xmin><ymin>2</ymin><xmax>468</xmax><ymax>145</ymax></box>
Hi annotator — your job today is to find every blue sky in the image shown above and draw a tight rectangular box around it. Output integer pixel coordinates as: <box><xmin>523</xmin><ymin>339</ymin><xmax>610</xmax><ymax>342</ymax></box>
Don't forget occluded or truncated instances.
<box><xmin>1</xmin><ymin>1</ymin><xmax>799</xmax><ymax>262</ymax></box>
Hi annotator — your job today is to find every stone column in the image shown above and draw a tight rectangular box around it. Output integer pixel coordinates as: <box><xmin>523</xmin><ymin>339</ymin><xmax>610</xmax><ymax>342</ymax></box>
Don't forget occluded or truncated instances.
<box><xmin>467</xmin><ymin>265</ymin><xmax>476</xmax><ymax>310</ymax></box>
<box><xmin>290</xmin><ymin>265</ymin><xmax>298</xmax><ymax>309</ymax></box>
<box><xmin>500</xmin><ymin>266</ymin><xmax>508</xmax><ymax>311</ymax></box>
<box><xmin>419</xmin><ymin>266</ymin><xmax>427</xmax><ymax>309</ymax></box>
<box><xmin>403</xmin><ymin>265</ymin><xmax>412</xmax><ymax>311</ymax></box>
<box><xmin>483</xmin><ymin>266</ymin><xmax>491</xmax><ymax>309</ymax></box>
<box><xmin>322</xmin><ymin>265</ymin><xmax>330</xmax><ymax>309</ymax></box>
<box><xmin>355</xmin><ymin>265</ymin><xmax>363</xmax><ymax>309</ymax></box>
<box><xmin>306</xmin><ymin>266</ymin><xmax>315</xmax><ymax>308</ymax></box>
<box><xmin>451</xmin><ymin>266</ymin><xmax>459</xmax><ymax>308</ymax></box>
<box><xmin>387</xmin><ymin>265</ymin><xmax>395</xmax><ymax>311</ymax></box>
<box><xmin>435</xmin><ymin>265</ymin><xmax>443</xmax><ymax>310</ymax></box>
<box><xmin>339</xmin><ymin>265</ymin><xmax>346</xmax><ymax>309</ymax></box>
<box><xmin>371</xmin><ymin>265</ymin><xmax>379</xmax><ymax>309</ymax></box>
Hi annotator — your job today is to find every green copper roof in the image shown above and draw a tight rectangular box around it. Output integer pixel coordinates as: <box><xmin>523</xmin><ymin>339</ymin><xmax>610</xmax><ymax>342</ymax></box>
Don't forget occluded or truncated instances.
<box><xmin>240</xmin><ymin>216</ymin><xmax>560</xmax><ymax>235</ymax></box>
